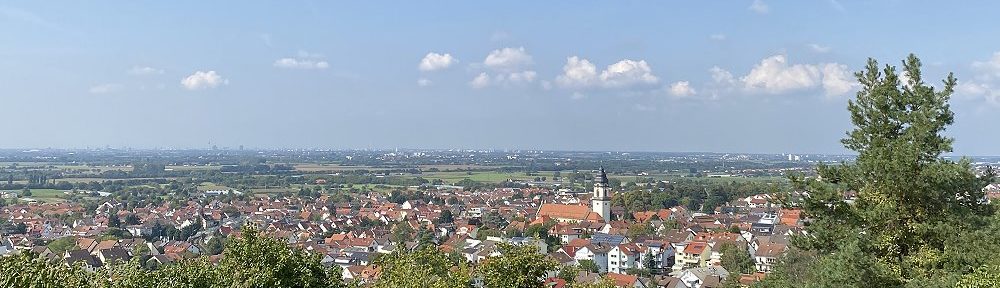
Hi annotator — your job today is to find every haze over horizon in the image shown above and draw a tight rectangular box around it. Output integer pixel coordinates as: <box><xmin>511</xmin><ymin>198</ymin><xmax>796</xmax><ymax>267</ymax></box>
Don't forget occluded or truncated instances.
<box><xmin>4</xmin><ymin>1</ymin><xmax>1000</xmax><ymax>155</ymax></box>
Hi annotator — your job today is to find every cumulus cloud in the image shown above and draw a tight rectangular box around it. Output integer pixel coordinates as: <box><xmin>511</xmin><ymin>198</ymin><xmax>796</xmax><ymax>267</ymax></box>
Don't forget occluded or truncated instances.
<box><xmin>555</xmin><ymin>56</ymin><xmax>598</xmax><ymax>88</ymax></box>
<box><xmin>600</xmin><ymin>59</ymin><xmax>659</xmax><ymax>87</ymax></box>
<box><xmin>417</xmin><ymin>78</ymin><xmax>432</xmax><ymax>87</ymax></box>
<box><xmin>470</xmin><ymin>47</ymin><xmax>536</xmax><ymax>88</ymax></box>
<box><xmin>740</xmin><ymin>54</ymin><xmax>852</xmax><ymax>96</ymax></box>
<box><xmin>749</xmin><ymin>0</ymin><xmax>769</xmax><ymax>14</ymax></box>
<box><xmin>972</xmin><ymin>52</ymin><xmax>1000</xmax><ymax>78</ymax></box>
<box><xmin>554</xmin><ymin>57</ymin><xmax>659</xmax><ymax>89</ymax></box>
<box><xmin>668</xmin><ymin>81</ymin><xmax>697</xmax><ymax>97</ymax></box>
<box><xmin>958</xmin><ymin>52</ymin><xmax>1000</xmax><ymax>106</ymax></box>
<box><xmin>418</xmin><ymin>52</ymin><xmax>456</xmax><ymax>71</ymax></box>
<box><xmin>821</xmin><ymin>63</ymin><xmax>853</xmax><ymax>96</ymax></box>
<box><xmin>958</xmin><ymin>80</ymin><xmax>1000</xmax><ymax>106</ymax></box>
<box><xmin>710</xmin><ymin>34</ymin><xmax>727</xmax><ymax>41</ymax></box>
<box><xmin>181</xmin><ymin>70</ymin><xmax>227</xmax><ymax>90</ymax></box>
<box><xmin>483</xmin><ymin>47</ymin><xmax>532</xmax><ymax>71</ymax></box>
<box><xmin>89</xmin><ymin>83</ymin><xmax>123</xmax><ymax>94</ymax></box>
<box><xmin>470</xmin><ymin>73</ymin><xmax>491</xmax><ymax>89</ymax></box>
<box><xmin>128</xmin><ymin>66</ymin><xmax>164</xmax><ymax>75</ymax></box>
<box><xmin>710</xmin><ymin>66</ymin><xmax>736</xmax><ymax>85</ymax></box>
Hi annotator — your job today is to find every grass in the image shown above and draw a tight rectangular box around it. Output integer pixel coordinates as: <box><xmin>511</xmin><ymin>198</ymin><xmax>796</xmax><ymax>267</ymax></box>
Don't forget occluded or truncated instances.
<box><xmin>2</xmin><ymin>188</ymin><xmax>71</xmax><ymax>203</ymax></box>
<box><xmin>197</xmin><ymin>182</ymin><xmax>234</xmax><ymax>191</ymax></box>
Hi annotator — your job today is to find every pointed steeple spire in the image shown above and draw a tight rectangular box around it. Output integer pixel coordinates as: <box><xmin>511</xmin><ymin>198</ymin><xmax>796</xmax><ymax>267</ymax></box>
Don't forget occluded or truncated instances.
<box><xmin>596</xmin><ymin>166</ymin><xmax>608</xmax><ymax>184</ymax></box>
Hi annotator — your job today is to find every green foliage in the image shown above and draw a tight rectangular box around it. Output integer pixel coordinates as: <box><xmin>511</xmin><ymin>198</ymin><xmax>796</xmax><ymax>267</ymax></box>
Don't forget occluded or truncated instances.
<box><xmin>47</xmin><ymin>236</ymin><xmax>77</xmax><ymax>254</ymax></box>
<box><xmin>957</xmin><ymin>264</ymin><xmax>1000</xmax><ymax>288</ymax></box>
<box><xmin>204</xmin><ymin>234</ymin><xmax>224</xmax><ymax>256</ymax></box>
<box><xmin>773</xmin><ymin>54</ymin><xmax>1000</xmax><ymax>286</ymax></box>
<box><xmin>578</xmin><ymin>259</ymin><xmax>599</xmax><ymax>273</ymax></box>
<box><xmin>575</xmin><ymin>277</ymin><xmax>617</xmax><ymax>288</ymax></box>
<box><xmin>371</xmin><ymin>245</ymin><xmax>470</xmax><ymax>288</ymax></box>
<box><xmin>557</xmin><ymin>265</ymin><xmax>579</xmax><ymax>284</ymax></box>
<box><xmin>718</xmin><ymin>242</ymin><xmax>753</xmax><ymax>275</ymax></box>
<box><xmin>479</xmin><ymin>243</ymin><xmax>557</xmax><ymax>288</ymax></box>
<box><xmin>0</xmin><ymin>227</ymin><xmax>346</xmax><ymax>288</ymax></box>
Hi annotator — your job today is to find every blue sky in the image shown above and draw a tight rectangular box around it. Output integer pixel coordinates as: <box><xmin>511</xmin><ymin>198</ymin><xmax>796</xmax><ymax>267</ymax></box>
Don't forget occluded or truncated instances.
<box><xmin>3</xmin><ymin>1</ymin><xmax>1000</xmax><ymax>155</ymax></box>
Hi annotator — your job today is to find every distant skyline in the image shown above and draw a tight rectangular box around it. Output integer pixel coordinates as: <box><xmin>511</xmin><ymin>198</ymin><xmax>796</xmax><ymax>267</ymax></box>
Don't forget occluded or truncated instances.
<box><xmin>3</xmin><ymin>1</ymin><xmax>1000</xmax><ymax>155</ymax></box>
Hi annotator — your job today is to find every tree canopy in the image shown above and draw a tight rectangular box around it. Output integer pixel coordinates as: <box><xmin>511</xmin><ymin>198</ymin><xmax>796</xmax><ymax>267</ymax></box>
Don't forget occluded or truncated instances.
<box><xmin>764</xmin><ymin>54</ymin><xmax>999</xmax><ymax>287</ymax></box>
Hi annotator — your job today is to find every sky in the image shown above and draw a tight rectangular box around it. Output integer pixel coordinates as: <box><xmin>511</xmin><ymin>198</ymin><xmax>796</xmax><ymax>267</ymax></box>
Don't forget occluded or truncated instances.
<box><xmin>3</xmin><ymin>1</ymin><xmax>1000</xmax><ymax>155</ymax></box>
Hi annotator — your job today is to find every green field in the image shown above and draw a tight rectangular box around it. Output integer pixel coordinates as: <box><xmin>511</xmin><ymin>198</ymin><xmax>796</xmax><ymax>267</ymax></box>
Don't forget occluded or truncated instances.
<box><xmin>197</xmin><ymin>182</ymin><xmax>234</xmax><ymax>191</ymax></box>
<box><xmin>2</xmin><ymin>188</ymin><xmax>71</xmax><ymax>203</ymax></box>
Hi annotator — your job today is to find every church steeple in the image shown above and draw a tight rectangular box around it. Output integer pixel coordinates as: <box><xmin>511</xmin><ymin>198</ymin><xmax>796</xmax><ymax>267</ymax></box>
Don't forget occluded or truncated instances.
<box><xmin>595</xmin><ymin>166</ymin><xmax>608</xmax><ymax>185</ymax></box>
<box><xmin>592</xmin><ymin>166</ymin><xmax>612</xmax><ymax>223</ymax></box>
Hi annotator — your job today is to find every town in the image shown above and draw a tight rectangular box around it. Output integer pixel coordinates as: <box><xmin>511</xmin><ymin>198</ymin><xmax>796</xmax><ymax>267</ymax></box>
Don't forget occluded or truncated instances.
<box><xmin>2</xmin><ymin>148</ymin><xmax>999</xmax><ymax>287</ymax></box>
<box><xmin>6</xmin><ymin>1</ymin><xmax>1000</xmax><ymax>287</ymax></box>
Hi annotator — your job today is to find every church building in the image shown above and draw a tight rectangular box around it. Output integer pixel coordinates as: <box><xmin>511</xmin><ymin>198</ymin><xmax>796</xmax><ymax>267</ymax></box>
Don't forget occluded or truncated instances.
<box><xmin>535</xmin><ymin>167</ymin><xmax>613</xmax><ymax>223</ymax></box>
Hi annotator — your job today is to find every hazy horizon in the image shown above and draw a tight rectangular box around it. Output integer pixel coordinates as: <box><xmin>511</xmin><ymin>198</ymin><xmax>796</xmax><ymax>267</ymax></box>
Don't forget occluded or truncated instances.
<box><xmin>4</xmin><ymin>2</ymin><xmax>1000</xmax><ymax>155</ymax></box>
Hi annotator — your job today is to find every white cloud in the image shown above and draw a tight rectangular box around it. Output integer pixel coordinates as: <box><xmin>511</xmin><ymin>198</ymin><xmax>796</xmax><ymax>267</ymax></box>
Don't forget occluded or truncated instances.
<box><xmin>483</xmin><ymin>47</ymin><xmax>532</xmax><ymax>71</ymax></box>
<box><xmin>959</xmin><ymin>52</ymin><xmax>1000</xmax><ymax>106</ymax></box>
<box><xmin>181</xmin><ymin>70</ymin><xmax>227</xmax><ymax>90</ymax></box>
<box><xmin>274</xmin><ymin>58</ymin><xmax>329</xmax><ymax>69</ymax></box>
<box><xmin>807</xmin><ymin>43</ymin><xmax>831</xmax><ymax>53</ymax></box>
<box><xmin>469</xmin><ymin>71</ymin><xmax>537</xmax><ymax>88</ymax></box>
<box><xmin>470</xmin><ymin>47</ymin><xmax>536</xmax><ymax>88</ymax></box>
<box><xmin>742</xmin><ymin>55</ymin><xmax>820</xmax><ymax>93</ymax></box>
<box><xmin>417</xmin><ymin>78</ymin><xmax>432</xmax><ymax>87</ymax></box>
<box><xmin>419</xmin><ymin>52</ymin><xmax>456</xmax><ymax>71</ymax></box>
<box><xmin>554</xmin><ymin>57</ymin><xmax>659</xmax><ymax>90</ymax></box>
<box><xmin>470</xmin><ymin>73</ymin><xmax>490</xmax><ymax>89</ymax></box>
<box><xmin>571</xmin><ymin>92</ymin><xmax>586</xmax><ymax>100</ymax></box>
<box><xmin>710</xmin><ymin>34</ymin><xmax>727</xmax><ymax>41</ymax></box>
<box><xmin>555</xmin><ymin>56</ymin><xmax>598</xmax><ymax>88</ymax></box>
<box><xmin>821</xmin><ymin>63</ymin><xmax>853</xmax><ymax>96</ymax></box>
<box><xmin>957</xmin><ymin>80</ymin><xmax>1000</xmax><ymax>106</ymax></box>
<box><xmin>972</xmin><ymin>52</ymin><xmax>1000</xmax><ymax>79</ymax></box>
<box><xmin>600</xmin><ymin>59</ymin><xmax>659</xmax><ymax>87</ymax></box>
<box><xmin>668</xmin><ymin>81</ymin><xmax>697</xmax><ymax>97</ymax></box>
<box><xmin>89</xmin><ymin>83</ymin><xmax>123</xmax><ymax>94</ymax></box>
<box><xmin>128</xmin><ymin>66</ymin><xmax>164</xmax><ymax>75</ymax></box>
<box><xmin>710</xmin><ymin>66</ymin><xmax>736</xmax><ymax>85</ymax></box>
<box><xmin>506</xmin><ymin>70</ymin><xmax>537</xmax><ymax>83</ymax></box>
<box><xmin>749</xmin><ymin>0</ymin><xmax>769</xmax><ymax>14</ymax></box>
<box><xmin>741</xmin><ymin>54</ymin><xmax>852</xmax><ymax>96</ymax></box>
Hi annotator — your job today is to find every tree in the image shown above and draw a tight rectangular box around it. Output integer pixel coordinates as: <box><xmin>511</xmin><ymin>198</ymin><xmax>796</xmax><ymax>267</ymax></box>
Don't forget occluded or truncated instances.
<box><xmin>108</xmin><ymin>213</ymin><xmax>121</xmax><ymax>228</ymax></box>
<box><xmin>718</xmin><ymin>243</ymin><xmax>753</xmax><ymax>275</ymax></box>
<box><xmin>204</xmin><ymin>235</ymin><xmax>224</xmax><ymax>256</ymax></box>
<box><xmin>47</xmin><ymin>237</ymin><xmax>77</xmax><ymax>254</ymax></box>
<box><xmin>436</xmin><ymin>210</ymin><xmax>453</xmax><ymax>224</ymax></box>
<box><xmin>479</xmin><ymin>243</ymin><xmax>557</xmax><ymax>288</ymax></box>
<box><xmin>391</xmin><ymin>222</ymin><xmax>414</xmax><ymax>244</ymax></box>
<box><xmin>215</xmin><ymin>226</ymin><xmax>344</xmax><ymax>287</ymax></box>
<box><xmin>557</xmin><ymin>265</ymin><xmax>579</xmax><ymax>284</ymax></box>
<box><xmin>576</xmin><ymin>277</ymin><xmax>617</xmax><ymax>288</ymax></box>
<box><xmin>774</xmin><ymin>54</ymin><xmax>997</xmax><ymax>286</ymax></box>
<box><xmin>578</xmin><ymin>259</ymin><xmax>600</xmax><ymax>273</ymax></box>
<box><xmin>482</xmin><ymin>210</ymin><xmax>508</xmax><ymax>229</ymax></box>
<box><xmin>371</xmin><ymin>245</ymin><xmax>470</xmax><ymax>288</ymax></box>
<box><xmin>21</xmin><ymin>188</ymin><xmax>31</xmax><ymax>197</ymax></box>
<box><xmin>642</xmin><ymin>251</ymin><xmax>656</xmax><ymax>271</ymax></box>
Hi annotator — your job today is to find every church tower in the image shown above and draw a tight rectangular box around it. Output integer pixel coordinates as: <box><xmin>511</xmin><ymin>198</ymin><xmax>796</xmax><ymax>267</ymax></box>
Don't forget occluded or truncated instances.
<box><xmin>592</xmin><ymin>166</ymin><xmax>612</xmax><ymax>223</ymax></box>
